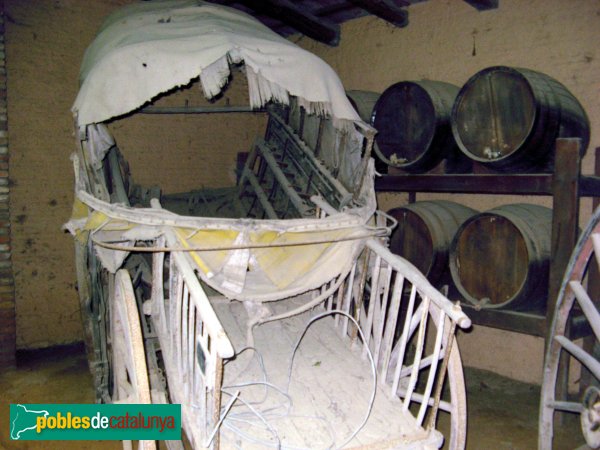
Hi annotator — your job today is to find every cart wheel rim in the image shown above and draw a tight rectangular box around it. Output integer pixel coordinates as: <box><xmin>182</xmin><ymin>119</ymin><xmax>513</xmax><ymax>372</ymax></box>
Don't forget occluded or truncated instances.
<box><xmin>110</xmin><ymin>269</ymin><xmax>156</xmax><ymax>450</ymax></box>
<box><xmin>539</xmin><ymin>205</ymin><xmax>600</xmax><ymax>449</ymax></box>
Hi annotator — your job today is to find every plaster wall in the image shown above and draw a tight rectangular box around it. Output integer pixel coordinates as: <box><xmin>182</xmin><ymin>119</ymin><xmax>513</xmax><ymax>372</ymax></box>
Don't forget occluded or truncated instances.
<box><xmin>7</xmin><ymin>0</ymin><xmax>129</xmax><ymax>348</ymax></box>
<box><xmin>298</xmin><ymin>0</ymin><xmax>600</xmax><ymax>384</ymax></box>
<box><xmin>108</xmin><ymin>74</ymin><xmax>267</xmax><ymax>195</ymax></box>
<box><xmin>6</xmin><ymin>0</ymin><xmax>264</xmax><ymax>348</ymax></box>
<box><xmin>6</xmin><ymin>0</ymin><xmax>600</xmax><ymax>386</ymax></box>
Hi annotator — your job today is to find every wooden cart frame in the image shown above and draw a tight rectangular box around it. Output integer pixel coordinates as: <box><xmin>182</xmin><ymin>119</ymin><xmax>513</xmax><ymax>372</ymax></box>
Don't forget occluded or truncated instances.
<box><xmin>66</xmin><ymin>2</ymin><xmax>472</xmax><ymax>448</ymax></box>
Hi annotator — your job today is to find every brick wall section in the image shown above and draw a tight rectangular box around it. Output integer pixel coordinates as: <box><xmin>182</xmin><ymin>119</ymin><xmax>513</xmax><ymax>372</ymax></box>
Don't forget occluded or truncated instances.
<box><xmin>0</xmin><ymin>0</ymin><xmax>16</xmax><ymax>369</ymax></box>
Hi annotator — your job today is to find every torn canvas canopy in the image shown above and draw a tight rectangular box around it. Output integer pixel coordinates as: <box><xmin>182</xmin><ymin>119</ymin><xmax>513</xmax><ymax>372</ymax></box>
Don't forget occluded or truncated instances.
<box><xmin>72</xmin><ymin>0</ymin><xmax>361</xmax><ymax>129</ymax></box>
<box><xmin>67</xmin><ymin>0</ymin><xmax>381</xmax><ymax>304</ymax></box>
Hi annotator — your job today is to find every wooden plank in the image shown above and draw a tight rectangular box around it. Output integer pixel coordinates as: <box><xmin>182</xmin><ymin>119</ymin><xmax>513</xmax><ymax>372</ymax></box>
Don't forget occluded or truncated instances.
<box><xmin>240</xmin><ymin>167</ymin><xmax>279</xmax><ymax>219</ymax></box>
<box><xmin>458</xmin><ymin>304</ymin><xmax>547</xmax><ymax>336</ymax></box>
<box><xmin>237</xmin><ymin>0</ymin><xmax>340</xmax><ymax>46</ymax></box>
<box><xmin>314</xmin><ymin>1</ymin><xmax>359</xmax><ymax>18</ymax></box>
<box><xmin>579</xmin><ymin>175</ymin><xmax>600</xmax><ymax>197</ymax></box>
<box><xmin>589</xmin><ymin>147</ymin><xmax>600</xmax><ymax>301</ymax></box>
<box><xmin>212</xmin><ymin>357</ymin><xmax>224</xmax><ymax>450</ymax></box>
<box><xmin>214</xmin><ymin>299</ymin><xmax>427</xmax><ymax>448</ymax></box>
<box><xmin>547</xmin><ymin>139</ymin><xmax>581</xmax><ymax>413</ymax></box>
<box><xmin>458</xmin><ymin>303</ymin><xmax>591</xmax><ymax>339</ymax></box>
<box><xmin>256</xmin><ymin>140</ymin><xmax>312</xmax><ymax>216</ymax></box>
<box><xmin>463</xmin><ymin>0</ymin><xmax>499</xmax><ymax>10</ymax></box>
<box><xmin>349</xmin><ymin>0</ymin><xmax>408</xmax><ymax>27</ymax></box>
<box><xmin>375</xmin><ymin>174</ymin><xmax>553</xmax><ymax>194</ymax></box>
<box><xmin>268</xmin><ymin>111</ymin><xmax>352</xmax><ymax>207</ymax></box>
<box><xmin>547</xmin><ymin>139</ymin><xmax>581</xmax><ymax>331</ymax></box>
<box><xmin>140</xmin><ymin>105</ymin><xmax>264</xmax><ymax>114</ymax></box>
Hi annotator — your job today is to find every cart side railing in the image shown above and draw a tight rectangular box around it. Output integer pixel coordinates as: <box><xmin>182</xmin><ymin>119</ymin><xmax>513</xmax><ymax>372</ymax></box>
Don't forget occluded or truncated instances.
<box><xmin>315</xmin><ymin>197</ymin><xmax>471</xmax><ymax>449</ymax></box>
<box><xmin>149</xmin><ymin>232</ymin><xmax>234</xmax><ymax>450</ymax></box>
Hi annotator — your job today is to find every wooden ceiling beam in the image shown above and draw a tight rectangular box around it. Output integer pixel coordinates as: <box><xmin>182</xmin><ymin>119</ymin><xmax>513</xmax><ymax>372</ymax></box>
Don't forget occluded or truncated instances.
<box><xmin>236</xmin><ymin>0</ymin><xmax>340</xmax><ymax>46</ymax></box>
<box><xmin>314</xmin><ymin>1</ymin><xmax>357</xmax><ymax>17</ymax></box>
<box><xmin>349</xmin><ymin>0</ymin><xmax>409</xmax><ymax>28</ymax></box>
<box><xmin>204</xmin><ymin>0</ymin><xmax>237</xmax><ymax>5</ymax></box>
<box><xmin>463</xmin><ymin>0</ymin><xmax>499</xmax><ymax>11</ymax></box>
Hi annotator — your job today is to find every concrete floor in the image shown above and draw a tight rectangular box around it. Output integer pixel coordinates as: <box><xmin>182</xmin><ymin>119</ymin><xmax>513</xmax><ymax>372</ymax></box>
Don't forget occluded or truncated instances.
<box><xmin>0</xmin><ymin>344</ymin><xmax>584</xmax><ymax>449</ymax></box>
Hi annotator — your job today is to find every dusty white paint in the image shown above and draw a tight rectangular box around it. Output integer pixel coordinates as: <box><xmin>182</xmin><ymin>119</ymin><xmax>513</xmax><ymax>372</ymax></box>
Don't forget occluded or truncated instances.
<box><xmin>72</xmin><ymin>0</ymin><xmax>361</xmax><ymax>128</ymax></box>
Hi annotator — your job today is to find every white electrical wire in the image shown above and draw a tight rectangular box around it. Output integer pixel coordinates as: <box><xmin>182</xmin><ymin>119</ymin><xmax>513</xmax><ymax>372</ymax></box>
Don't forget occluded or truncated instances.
<box><xmin>203</xmin><ymin>390</ymin><xmax>240</xmax><ymax>448</ymax></box>
<box><xmin>224</xmin><ymin>346</ymin><xmax>271</xmax><ymax>406</ymax></box>
<box><xmin>218</xmin><ymin>309</ymin><xmax>378</xmax><ymax>450</ymax></box>
<box><xmin>221</xmin><ymin>388</ymin><xmax>282</xmax><ymax>449</ymax></box>
<box><xmin>225</xmin><ymin>381</ymin><xmax>292</xmax><ymax>417</ymax></box>
<box><xmin>286</xmin><ymin>310</ymin><xmax>378</xmax><ymax>449</ymax></box>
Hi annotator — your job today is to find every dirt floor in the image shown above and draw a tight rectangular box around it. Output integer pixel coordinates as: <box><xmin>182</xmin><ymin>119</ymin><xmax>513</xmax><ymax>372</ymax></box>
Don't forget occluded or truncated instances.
<box><xmin>0</xmin><ymin>343</ymin><xmax>584</xmax><ymax>449</ymax></box>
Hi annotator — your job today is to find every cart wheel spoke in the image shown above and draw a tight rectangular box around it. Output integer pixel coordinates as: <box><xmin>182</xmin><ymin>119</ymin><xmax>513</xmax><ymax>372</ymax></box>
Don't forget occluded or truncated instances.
<box><xmin>539</xmin><ymin>206</ymin><xmax>600</xmax><ymax>449</ymax></box>
<box><xmin>592</xmin><ymin>233</ymin><xmax>600</xmax><ymax>267</ymax></box>
<box><xmin>555</xmin><ymin>335</ymin><xmax>600</xmax><ymax>382</ymax></box>
<box><xmin>570</xmin><ymin>280</ymin><xmax>600</xmax><ymax>341</ymax></box>
<box><xmin>545</xmin><ymin>400</ymin><xmax>584</xmax><ymax>413</ymax></box>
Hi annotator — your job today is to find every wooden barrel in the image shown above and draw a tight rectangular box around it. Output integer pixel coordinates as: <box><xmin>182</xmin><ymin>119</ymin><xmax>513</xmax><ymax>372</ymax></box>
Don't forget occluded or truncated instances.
<box><xmin>449</xmin><ymin>203</ymin><xmax>552</xmax><ymax>310</ymax></box>
<box><xmin>451</xmin><ymin>66</ymin><xmax>590</xmax><ymax>172</ymax></box>
<box><xmin>372</xmin><ymin>80</ymin><xmax>460</xmax><ymax>173</ymax></box>
<box><xmin>387</xmin><ymin>200</ymin><xmax>479</xmax><ymax>286</ymax></box>
<box><xmin>346</xmin><ymin>90</ymin><xmax>380</xmax><ymax>122</ymax></box>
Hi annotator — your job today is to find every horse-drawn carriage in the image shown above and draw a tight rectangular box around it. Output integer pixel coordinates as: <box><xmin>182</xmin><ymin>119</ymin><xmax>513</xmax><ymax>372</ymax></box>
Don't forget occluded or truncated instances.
<box><xmin>66</xmin><ymin>1</ymin><xmax>471</xmax><ymax>448</ymax></box>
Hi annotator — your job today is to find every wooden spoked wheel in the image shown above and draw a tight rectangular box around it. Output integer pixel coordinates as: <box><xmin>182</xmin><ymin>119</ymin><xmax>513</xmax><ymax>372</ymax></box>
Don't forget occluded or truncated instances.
<box><xmin>539</xmin><ymin>206</ymin><xmax>600</xmax><ymax>449</ymax></box>
<box><xmin>110</xmin><ymin>269</ymin><xmax>156</xmax><ymax>450</ymax></box>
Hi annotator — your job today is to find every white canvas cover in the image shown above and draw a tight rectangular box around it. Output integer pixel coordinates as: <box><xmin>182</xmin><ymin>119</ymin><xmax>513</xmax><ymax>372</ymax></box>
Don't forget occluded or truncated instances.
<box><xmin>67</xmin><ymin>0</ymin><xmax>380</xmax><ymax>303</ymax></box>
<box><xmin>72</xmin><ymin>0</ymin><xmax>362</xmax><ymax>128</ymax></box>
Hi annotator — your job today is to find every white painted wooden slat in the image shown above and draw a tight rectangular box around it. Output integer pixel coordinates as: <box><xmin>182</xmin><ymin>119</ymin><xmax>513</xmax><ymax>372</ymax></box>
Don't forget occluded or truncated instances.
<box><xmin>342</xmin><ymin>264</ymin><xmax>356</xmax><ymax>337</ymax></box>
<box><xmin>391</xmin><ymin>284</ymin><xmax>418</xmax><ymax>398</ymax></box>
<box><xmin>380</xmin><ymin>274</ymin><xmax>404</xmax><ymax>382</ymax></box>
<box><xmin>362</xmin><ymin>254</ymin><xmax>382</xmax><ymax>358</ymax></box>
<box><xmin>403</xmin><ymin>296</ymin><xmax>430</xmax><ymax>412</ymax></box>
<box><xmin>373</xmin><ymin>264</ymin><xmax>392</xmax><ymax>365</ymax></box>
<box><xmin>417</xmin><ymin>311</ymin><xmax>445</xmax><ymax>425</ymax></box>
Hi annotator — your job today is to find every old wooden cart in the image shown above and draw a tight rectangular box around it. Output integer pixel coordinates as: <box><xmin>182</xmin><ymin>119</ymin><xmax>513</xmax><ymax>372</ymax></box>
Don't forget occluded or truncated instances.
<box><xmin>66</xmin><ymin>1</ymin><xmax>471</xmax><ymax>448</ymax></box>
